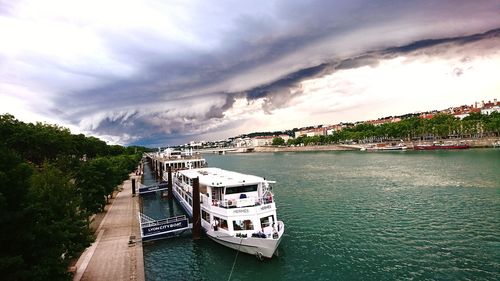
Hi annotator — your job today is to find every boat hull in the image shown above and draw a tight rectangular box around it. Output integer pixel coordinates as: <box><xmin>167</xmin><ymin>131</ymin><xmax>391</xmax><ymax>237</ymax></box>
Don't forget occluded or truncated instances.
<box><xmin>173</xmin><ymin>182</ymin><xmax>284</xmax><ymax>258</ymax></box>
<box><xmin>363</xmin><ymin>143</ymin><xmax>407</xmax><ymax>151</ymax></box>
<box><xmin>206</xmin><ymin>221</ymin><xmax>285</xmax><ymax>258</ymax></box>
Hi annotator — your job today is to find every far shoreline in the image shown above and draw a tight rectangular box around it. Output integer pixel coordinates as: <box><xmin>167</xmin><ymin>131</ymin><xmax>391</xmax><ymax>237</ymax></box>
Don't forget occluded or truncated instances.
<box><xmin>213</xmin><ymin>137</ymin><xmax>500</xmax><ymax>154</ymax></box>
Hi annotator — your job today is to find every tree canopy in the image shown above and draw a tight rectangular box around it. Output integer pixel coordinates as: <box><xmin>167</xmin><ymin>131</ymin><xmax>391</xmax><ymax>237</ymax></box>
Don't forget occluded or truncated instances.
<box><xmin>286</xmin><ymin>113</ymin><xmax>500</xmax><ymax>146</ymax></box>
<box><xmin>0</xmin><ymin>114</ymin><xmax>146</xmax><ymax>280</ymax></box>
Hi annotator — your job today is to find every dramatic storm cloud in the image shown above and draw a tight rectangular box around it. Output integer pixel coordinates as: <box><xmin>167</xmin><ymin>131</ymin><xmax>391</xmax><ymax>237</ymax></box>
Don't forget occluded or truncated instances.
<box><xmin>1</xmin><ymin>0</ymin><xmax>500</xmax><ymax>146</ymax></box>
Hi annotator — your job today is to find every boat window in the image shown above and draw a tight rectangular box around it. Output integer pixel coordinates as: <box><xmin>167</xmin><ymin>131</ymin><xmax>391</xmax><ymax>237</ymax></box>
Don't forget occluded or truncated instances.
<box><xmin>232</xmin><ymin>219</ymin><xmax>254</xmax><ymax>231</ymax></box>
<box><xmin>202</xmin><ymin>210</ymin><xmax>209</xmax><ymax>222</ymax></box>
<box><xmin>260</xmin><ymin>216</ymin><xmax>273</xmax><ymax>228</ymax></box>
<box><xmin>225</xmin><ymin>185</ymin><xmax>258</xmax><ymax>195</ymax></box>
<box><xmin>214</xmin><ymin>216</ymin><xmax>228</xmax><ymax>230</ymax></box>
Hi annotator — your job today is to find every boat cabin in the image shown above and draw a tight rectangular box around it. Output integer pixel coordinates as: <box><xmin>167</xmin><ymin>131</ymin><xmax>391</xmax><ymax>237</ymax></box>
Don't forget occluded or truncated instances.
<box><xmin>173</xmin><ymin>168</ymin><xmax>278</xmax><ymax>236</ymax></box>
<box><xmin>157</xmin><ymin>148</ymin><xmax>207</xmax><ymax>172</ymax></box>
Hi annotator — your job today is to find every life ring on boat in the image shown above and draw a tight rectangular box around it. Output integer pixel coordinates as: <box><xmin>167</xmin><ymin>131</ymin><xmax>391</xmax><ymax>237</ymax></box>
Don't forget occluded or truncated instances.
<box><xmin>228</xmin><ymin>200</ymin><xmax>233</xmax><ymax>206</ymax></box>
<box><xmin>267</xmin><ymin>195</ymin><xmax>272</xmax><ymax>203</ymax></box>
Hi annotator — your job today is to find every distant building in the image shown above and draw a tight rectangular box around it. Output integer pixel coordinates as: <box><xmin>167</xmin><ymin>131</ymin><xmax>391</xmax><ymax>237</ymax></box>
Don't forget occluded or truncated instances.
<box><xmin>453</xmin><ymin>108</ymin><xmax>480</xmax><ymax>119</ymax></box>
<box><xmin>306</xmin><ymin>127</ymin><xmax>325</xmax><ymax>137</ymax></box>
<box><xmin>481</xmin><ymin>99</ymin><xmax>500</xmax><ymax>115</ymax></box>
<box><xmin>364</xmin><ymin>117</ymin><xmax>401</xmax><ymax>126</ymax></box>
<box><xmin>233</xmin><ymin>137</ymin><xmax>252</xmax><ymax>147</ymax></box>
<box><xmin>295</xmin><ymin>127</ymin><xmax>326</xmax><ymax>138</ymax></box>
<box><xmin>325</xmin><ymin>124</ymin><xmax>344</xmax><ymax>135</ymax></box>
<box><xmin>252</xmin><ymin>136</ymin><xmax>274</xmax><ymax>147</ymax></box>
<box><xmin>189</xmin><ymin>141</ymin><xmax>205</xmax><ymax>148</ymax></box>
<box><xmin>294</xmin><ymin>130</ymin><xmax>303</xmax><ymax>138</ymax></box>
<box><xmin>276</xmin><ymin>134</ymin><xmax>291</xmax><ymax>142</ymax></box>
<box><xmin>419</xmin><ymin>113</ymin><xmax>435</xmax><ymax>119</ymax></box>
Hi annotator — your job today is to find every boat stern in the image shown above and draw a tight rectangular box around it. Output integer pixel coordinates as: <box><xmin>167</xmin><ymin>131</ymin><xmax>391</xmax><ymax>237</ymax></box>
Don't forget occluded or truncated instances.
<box><xmin>207</xmin><ymin>220</ymin><xmax>285</xmax><ymax>259</ymax></box>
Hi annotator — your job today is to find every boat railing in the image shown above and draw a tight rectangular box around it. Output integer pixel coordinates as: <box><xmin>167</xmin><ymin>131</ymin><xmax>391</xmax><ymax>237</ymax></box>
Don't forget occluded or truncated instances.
<box><xmin>158</xmin><ymin>154</ymin><xmax>205</xmax><ymax>160</ymax></box>
<box><xmin>210</xmin><ymin>194</ymin><xmax>274</xmax><ymax>209</ymax></box>
<box><xmin>139</xmin><ymin>214</ymin><xmax>188</xmax><ymax>228</ymax></box>
<box><xmin>176</xmin><ymin>181</ymin><xmax>191</xmax><ymax>193</ymax></box>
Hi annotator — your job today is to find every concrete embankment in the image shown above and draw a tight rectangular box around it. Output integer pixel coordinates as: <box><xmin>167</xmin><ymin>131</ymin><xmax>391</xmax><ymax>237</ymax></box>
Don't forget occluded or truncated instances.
<box><xmin>453</xmin><ymin>137</ymin><xmax>500</xmax><ymax>148</ymax></box>
<box><xmin>407</xmin><ymin>137</ymin><xmax>500</xmax><ymax>148</ymax></box>
<box><xmin>73</xmin><ymin>174</ymin><xmax>144</xmax><ymax>281</ymax></box>
<box><xmin>249</xmin><ymin>137</ymin><xmax>499</xmax><ymax>153</ymax></box>
<box><xmin>254</xmin><ymin>144</ymin><xmax>357</xmax><ymax>152</ymax></box>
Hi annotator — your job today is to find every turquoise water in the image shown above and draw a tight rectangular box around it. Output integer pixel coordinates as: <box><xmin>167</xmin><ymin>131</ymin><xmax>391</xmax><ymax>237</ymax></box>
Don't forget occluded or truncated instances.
<box><xmin>143</xmin><ymin>150</ymin><xmax>500</xmax><ymax>281</ymax></box>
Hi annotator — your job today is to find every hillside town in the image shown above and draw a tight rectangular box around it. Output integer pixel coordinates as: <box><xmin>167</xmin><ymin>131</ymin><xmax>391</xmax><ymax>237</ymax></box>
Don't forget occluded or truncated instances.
<box><xmin>179</xmin><ymin>98</ymin><xmax>500</xmax><ymax>150</ymax></box>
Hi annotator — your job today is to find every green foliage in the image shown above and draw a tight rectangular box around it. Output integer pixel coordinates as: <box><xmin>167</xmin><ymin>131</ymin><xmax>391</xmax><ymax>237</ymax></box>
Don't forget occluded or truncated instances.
<box><xmin>0</xmin><ymin>146</ymin><xmax>34</xmax><ymax>281</ymax></box>
<box><xmin>0</xmin><ymin>114</ymin><xmax>145</xmax><ymax>280</ymax></box>
<box><xmin>75</xmin><ymin>154</ymin><xmax>140</xmax><ymax>214</ymax></box>
<box><xmin>272</xmin><ymin>137</ymin><xmax>285</xmax><ymax>146</ymax></box>
<box><xmin>0</xmin><ymin>114</ymin><xmax>148</xmax><ymax>165</ymax></box>
<box><xmin>288</xmin><ymin>113</ymin><xmax>500</xmax><ymax>145</ymax></box>
<box><xmin>27</xmin><ymin>163</ymin><xmax>91</xmax><ymax>281</ymax></box>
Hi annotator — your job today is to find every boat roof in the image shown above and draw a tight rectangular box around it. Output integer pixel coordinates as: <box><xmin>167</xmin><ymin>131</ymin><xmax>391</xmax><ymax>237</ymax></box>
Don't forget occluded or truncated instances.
<box><xmin>178</xmin><ymin>167</ymin><xmax>266</xmax><ymax>187</ymax></box>
<box><xmin>161</xmin><ymin>157</ymin><xmax>206</xmax><ymax>163</ymax></box>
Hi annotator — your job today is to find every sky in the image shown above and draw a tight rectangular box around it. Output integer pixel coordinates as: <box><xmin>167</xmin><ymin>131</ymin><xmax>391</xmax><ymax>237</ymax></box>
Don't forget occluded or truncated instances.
<box><xmin>1</xmin><ymin>0</ymin><xmax>500</xmax><ymax>147</ymax></box>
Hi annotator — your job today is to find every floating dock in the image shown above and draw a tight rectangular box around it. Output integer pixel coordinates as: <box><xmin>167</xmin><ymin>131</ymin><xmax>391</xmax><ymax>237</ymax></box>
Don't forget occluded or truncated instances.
<box><xmin>138</xmin><ymin>213</ymin><xmax>192</xmax><ymax>241</ymax></box>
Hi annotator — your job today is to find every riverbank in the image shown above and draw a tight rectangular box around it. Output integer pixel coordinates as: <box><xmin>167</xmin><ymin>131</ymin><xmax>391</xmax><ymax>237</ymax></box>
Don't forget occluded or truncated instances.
<box><xmin>250</xmin><ymin>137</ymin><xmax>500</xmax><ymax>152</ymax></box>
<box><xmin>445</xmin><ymin>137</ymin><xmax>500</xmax><ymax>148</ymax></box>
<box><xmin>72</xmin><ymin>174</ymin><xmax>144</xmax><ymax>281</ymax></box>
<box><xmin>254</xmin><ymin>144</ymin><xmax>357</xmax><ymax>152</ymax></box>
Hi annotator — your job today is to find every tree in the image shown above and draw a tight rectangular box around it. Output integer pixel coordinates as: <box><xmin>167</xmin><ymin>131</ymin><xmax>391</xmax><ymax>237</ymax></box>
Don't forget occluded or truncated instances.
<box><xmin>76</xmin><ymin>159</ymin><xmax>108</xmax><ymax>215</ymax></box>
<box><xmin>27</xmin><ymin>163</ymin><xmax>91</xmax><ymax>281</ymax></box>
<box><xmin>0</xmin><ymin>114</ymin><xmax>145</xmax><ymax>280</ymax></box>
<box><xmin>0</xmin><ymin>146</ymin><xmax>34</xmax><ymax>281</ymax></box>
<box><xmin>272</xmin><ymin>137</ymin><xmax>285</xmax><ymax>146</ymax></box>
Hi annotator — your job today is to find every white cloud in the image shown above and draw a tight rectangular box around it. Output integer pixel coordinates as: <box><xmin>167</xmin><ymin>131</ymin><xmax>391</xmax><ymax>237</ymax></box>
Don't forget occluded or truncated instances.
<box><xmin>1</xmin><ymin>0</ymin><xmax>500</xmax><ymax>146</ymax></box>
<box><xmin>204</xmin><ymin>38</ymin><xmax>500</xmax><ymax>138</ymax></box>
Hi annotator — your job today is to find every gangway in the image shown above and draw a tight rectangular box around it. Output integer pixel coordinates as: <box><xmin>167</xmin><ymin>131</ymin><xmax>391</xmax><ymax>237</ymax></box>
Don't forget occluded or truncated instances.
<box><xmin>138</xmin><ymin>182</ymin><xmax>168</xmax><ymax>195</ymax></box>
<box><xmin>138</xmin><ymin>213</ymin><xmax>192</xmax><ymax>241</ymax></box>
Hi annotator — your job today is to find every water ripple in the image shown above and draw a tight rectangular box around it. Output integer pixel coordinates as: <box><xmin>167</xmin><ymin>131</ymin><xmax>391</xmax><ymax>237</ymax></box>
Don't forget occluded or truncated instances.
<box><xmin>144</xmin><ymin>150</ymin><xmax>500</xmax><ymax>281</ymax></box>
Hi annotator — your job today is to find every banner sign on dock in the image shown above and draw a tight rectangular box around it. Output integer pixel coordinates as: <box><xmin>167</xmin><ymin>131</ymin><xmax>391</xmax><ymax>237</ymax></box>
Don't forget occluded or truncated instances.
<box><xmin>142</xmin><ymin>219</ymin><xmax>189</xmax><ymax>237</ymax></box>
<box><xmin>138</xmin><ymin>183</ymin><xmax>168</xmax><ymax>194</ymax></box>
<box><xmin>139</xmin><ymin>213</ymin><xmax>192</xmax><ymax>241</ymax></box>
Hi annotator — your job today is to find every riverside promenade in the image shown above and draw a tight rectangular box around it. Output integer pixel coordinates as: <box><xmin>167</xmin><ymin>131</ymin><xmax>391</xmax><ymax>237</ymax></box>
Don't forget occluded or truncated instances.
<box><xmin>73</xmin><ymin>174</ymin><xmax>145</xmax><ymax>281</ymax></box>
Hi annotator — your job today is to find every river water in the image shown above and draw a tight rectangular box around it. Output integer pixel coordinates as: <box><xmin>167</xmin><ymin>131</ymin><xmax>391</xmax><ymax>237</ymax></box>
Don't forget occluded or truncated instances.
<box><xmin>142</xmin><ymin>149</ymin><xmax>499</xmax><ymax>281</ymax></box>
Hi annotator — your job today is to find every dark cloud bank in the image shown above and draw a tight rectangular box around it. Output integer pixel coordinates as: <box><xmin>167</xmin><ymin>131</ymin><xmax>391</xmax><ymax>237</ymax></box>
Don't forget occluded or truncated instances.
<box><xmin>101</xmin><ymin>28</ymin><xmax>499</xmax><ymax>147</ymax></box>
<box><xmin>31</xmin><ymin>0</ymin><xmax>499</xmax><ymax>146</ymax></box>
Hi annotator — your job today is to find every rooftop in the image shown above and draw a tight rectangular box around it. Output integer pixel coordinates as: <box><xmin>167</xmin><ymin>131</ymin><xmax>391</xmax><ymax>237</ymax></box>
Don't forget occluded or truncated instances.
<box><xmin>179</xmin><ymin>167</ymin><xmax>265</xmax><ymax>187</ymax></box>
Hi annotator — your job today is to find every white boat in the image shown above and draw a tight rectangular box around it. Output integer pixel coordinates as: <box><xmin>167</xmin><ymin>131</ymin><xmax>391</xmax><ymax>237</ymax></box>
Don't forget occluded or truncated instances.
<box><xmin>155</xmin><ymin>148</ymin><xmax>207</xmax><ymax>171</ymax></box>
<box><xmin>172</xmin><ymin>167</ymin><xmax>285</xmax><ymax>259</ymax></box>
<box><xmin>363</xmin><ymin>142</ymin><xmax>407</xmax><ymax>151</ymax></box>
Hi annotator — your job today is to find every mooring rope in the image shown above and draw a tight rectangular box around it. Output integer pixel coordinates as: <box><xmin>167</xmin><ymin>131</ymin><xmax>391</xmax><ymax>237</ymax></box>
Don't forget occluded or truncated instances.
<box><xmin>227</xmin><ymin>238</ymin><xmax>244</xmax><ymax>281</ymax></box>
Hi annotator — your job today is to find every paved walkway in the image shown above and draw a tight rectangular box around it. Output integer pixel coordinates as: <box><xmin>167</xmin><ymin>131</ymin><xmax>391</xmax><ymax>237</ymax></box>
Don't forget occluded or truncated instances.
<box><xmin>73</xmin><ymin>175</ymin><xmax>145</xmax><ymax>281</ymax></box>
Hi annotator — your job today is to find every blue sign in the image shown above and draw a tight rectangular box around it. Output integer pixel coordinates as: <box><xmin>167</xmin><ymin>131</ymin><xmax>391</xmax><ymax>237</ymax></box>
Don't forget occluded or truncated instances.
<box><xmin>142</xmin><ymin>219</ymin><xmax>189</xmax><ymax>237</ymax></box>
